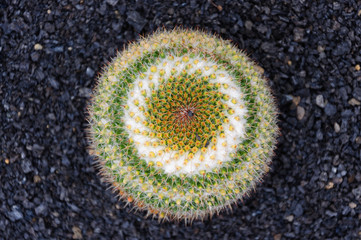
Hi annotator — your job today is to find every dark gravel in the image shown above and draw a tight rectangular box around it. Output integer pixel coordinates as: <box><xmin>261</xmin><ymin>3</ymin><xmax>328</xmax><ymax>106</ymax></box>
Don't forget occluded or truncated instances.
<box><xmin>1</xmin><ymin>0</ymin><xmax>361</xmax><ymax>239</ymax></box>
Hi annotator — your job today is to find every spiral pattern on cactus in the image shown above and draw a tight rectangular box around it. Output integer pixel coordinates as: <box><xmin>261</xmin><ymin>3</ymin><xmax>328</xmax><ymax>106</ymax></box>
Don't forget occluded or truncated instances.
<box><xmin>87</xmin><ymin>29</ymin><xmax>279</xmax><ymax>222</ymax></box>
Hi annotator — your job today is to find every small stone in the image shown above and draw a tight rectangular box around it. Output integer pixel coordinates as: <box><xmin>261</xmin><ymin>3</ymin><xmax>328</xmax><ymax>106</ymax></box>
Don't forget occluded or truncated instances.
<box><xmin>245</xmin><ymin>20</ymin><xmax>253</xmax><ymax>30</ymax></box>
<box><xmin>316</xmin><ymin>95</ymin><xmax>326</xmax><ymax>108</ymax></box>
<box><xmin>348</xmin><ymin>98</ymin><xmax>361</xmax><ymax>106</ymax></box>
<box><xmin>317</xmin><ymin>45</ymin><xmax>325</xmax><ymax>53</ymax></box>
<box><xmin>34</xmin><ymin>43</ymin><xmax>43</xmax><ymax>50</ymax></box>
<box><xmin>33</xmin><ymin>175</ymin><xmax>41</xmax><ymax>183</ymax></box>
<box><xmin>72</xmin><ymin>226</ymin><xmax>83</xmax><ymax>239</ymax></box>
<box><xmin>167</xmin><ymin>8</ymin><xmax>174</xmax><ymax>15</ymax></box>
<box><xmin>48</xmin><ymin>78</ymin><xmax>60</xmax><ymax>89</ymax></box>
<box><xmin>8</xmin><ymin>206</ymin><xmax>23</xmax><ymax>222</ymax></box>
<box><xmin>349</xmin><ymin>202</ymin><xmax>357</xmax><ymax>209</ymax></box>
<box><xmin>324</xmin><ymin>103</ymin><xmax>337</xmax><ymax>116</ymax></box>
<box><xmin>356</xmin><ymin>137</ymin><xmax>361</xmax><ymax>144</ymax></box>
<box><xmin>127</xmin><ymin>11</ymin><xmax>147</xmax><ymax>32</ymax></box>
<box><xmin>44</xmin><ymin>22</ymin><xmax>55</xmax><ymax>33</ymax></box>
<box><xmin>78</xmin><ymin>88</ymin><xmax>92</xmax><ymax>98</ymax></box>
<box><xmin>106</xmin><ymin>0</ymin><xmax>118</xmax><ymax>6</ymax></box>
<box><xmin>355</xmin><ymin>187</ymin><xmax>361</xmax><ymax>200</ymax></box>
<box><xmin>35</xmin><ymin>204</ymin><xmax>47</xmax><ymax>215</ymax></box>
<box><xmin>53</xmin><ymin>46</ymin><xmax>64</xmax><ymax>53</ymax></box>
<box><xmin>333</xmin><ymin>177</ymin><xmax>343</xmax><ymax>184</ymax></box>
<box><xmin>261</xmin><ymin>42</ymin><xmax>276</xmax><ymax>53</ymax></box>
<box><xmin>325</xmin><ymin>182</ymin><xmax>334</xmax><ymax>189</ymax></box>
<box><xmin>292</xmin><ymin>96</ymin><xmax>301</xmax><ymax>106</ymax></box>
<box><xmin>62</xmin><ymin>155</ymin><xmax>71</xmax><ymax>166</ymax></box>
<box><xmin>325</xmin><ymin>210</ymin><xmax>337</xmax><ymax>217</ymax></box>
<box><xmin>21</xmin><ymin>160</ymin><xmax>32</xmax><ymax>173</ymax></box>
<box><xmin>255</xmin><ymin>24</ymin><xmax>267</xmax><ymax>34</ymax></box>
<box><xmin>355</xmin><ymin>64</ymin><xmax>360</xmax><ymax>71</ymax></box>
<box><xmin>353</xmin><ymin>88</ymin><xmax>361</xmax><ymax>101</ymax></box>
<box><xmin>334</xmin><ymin>122</ymin><xmax>340</xmax><ymax>133</ymax></box>
<box><xmin>293</xmin><ymin>27</ymin><xmax>304</xmax><ymax>42</ymax></box>
<box><xmin>30</xmin><ymin>52</ymin><xmax>40</xmax><ymax>62</ymax></box>
<box><xmin>285</xmin><ymin>215</ymin><xmax>294</xmax><ymax>222</ymax></box>
<box><xmin>297</xmin><ymin>106</ymin><xmax>305</xmax><ymax>120</ymax></box>
<box><xmin>5</xmin><ymin>158</ymin><xmax>9</xmax><ymax>164</ymax></box>
<box><xmin>332</xmin><ymin>41</ymin><xmax>351</xmax><ymax>56</ymax></box>
<box><xmin>293</xmin><ymin>203</ymin><xmax>304</xmax><ymax>217</ymax></box>
<box><xmin>86</xmin><ymin>67</ymin><xmax>95</xmax><ymax>77</ymax></box>
<box><xmin>274</xmin><ymin>234</ymin><xmax>282</xmax><ymax>240</ymax></box>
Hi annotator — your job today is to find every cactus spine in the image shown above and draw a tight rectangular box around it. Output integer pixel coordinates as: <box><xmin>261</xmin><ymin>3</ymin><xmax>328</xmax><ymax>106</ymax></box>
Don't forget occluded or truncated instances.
<box><xmin>86</xmin><ymin>28</ymin><xmax>279</xmax><ymax>222</ymax></box>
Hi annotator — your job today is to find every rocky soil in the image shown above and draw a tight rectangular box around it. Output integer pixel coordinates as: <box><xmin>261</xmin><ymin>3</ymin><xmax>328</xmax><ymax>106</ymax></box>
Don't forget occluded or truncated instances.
<box><xmin>1</xmin><ymin>0</ymin><xmax>361</xmax><ymax>239</ymax></box>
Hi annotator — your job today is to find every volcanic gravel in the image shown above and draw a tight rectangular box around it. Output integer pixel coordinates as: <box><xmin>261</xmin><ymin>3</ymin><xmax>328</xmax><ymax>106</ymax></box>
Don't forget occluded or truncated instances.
<box><xmin>1</xmin><ymin>0</ymin><xmax>361</xmax><ymax>239</ymax></box>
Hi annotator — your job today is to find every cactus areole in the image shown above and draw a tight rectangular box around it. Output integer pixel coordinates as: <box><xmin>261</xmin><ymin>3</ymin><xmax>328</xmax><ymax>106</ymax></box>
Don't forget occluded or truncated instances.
<box><xmin>87</xmin><ymin>29</ymin><xmax>279</xmax><ymax>222</ymax></box>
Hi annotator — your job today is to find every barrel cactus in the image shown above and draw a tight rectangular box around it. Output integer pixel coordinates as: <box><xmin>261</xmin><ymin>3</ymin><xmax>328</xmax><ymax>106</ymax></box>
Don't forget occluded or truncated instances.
<box><xmin>86</xmin><ymin>28</ymin><xmax>279</xmax><ymax>222</ymax></box>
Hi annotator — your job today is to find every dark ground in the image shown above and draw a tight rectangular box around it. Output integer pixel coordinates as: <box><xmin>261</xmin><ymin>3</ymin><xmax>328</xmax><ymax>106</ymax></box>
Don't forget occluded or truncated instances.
<box><xmin>1</xmin><ymin>0</ymin><xmax>361</xmax><ymax>239</ymax></box>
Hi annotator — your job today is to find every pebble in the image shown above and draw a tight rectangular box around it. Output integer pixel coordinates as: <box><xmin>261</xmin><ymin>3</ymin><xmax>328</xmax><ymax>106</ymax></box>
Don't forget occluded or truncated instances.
<box><xmin>273</xmin><ymin>234</ymin><xmax>282</xmax><ymax>240</ymax></box>
<box><xmin>35</xmin><ymin>204</ymin><xmax>47</xmax><ymax>215</ymax></box>
<box><xmin>78</xmin><ymin>87</ymin><xmax>92</xmax><ymax>98</ymax></box>
<box><xmin>349</xmin><ymin>202</ymin><xmax>357</xmax><ymax>209</ymax></box>
<box><xmin>293</xmin><ymin>27</ymin><xmax>304</xmax><ymax>42</ymax></box>
<box><xmin>324</xmin><ymin>103</ymin><xmax>337</xmax><ymax>116</ymax></box>
<box><xmin>33</xmin><ymin>175</ymin><xmax>41</xmax><ymax>183</ymax></box>
<box><xmin>127</xmin><ymin>11</ymin><xmax>147</xmax><ymax>32</ymax></box>
<box><xmin>292</xmin><ymin>96</ymin><xmax>301</xmax><ymax>106</ymax></box>
<box><xmin>245</xmin><ymin>20</ymin><xmax>253</xmax><ymax>30</ymax></box>
<box><xmin>297</xmin><ymin>106</ymin><xmax>305</xmax><ymax>120</ymax></box>
<box><xmin>353</xmin><ymin>88</ymin><xmax>361</xmax><ymax>101</ymax></box>
<box><xmin>86</xmin><ymin>67</ymin><xmax>95</xmax><ymax>77</ymax></box>
<box><xmin>72</xmin><ymin>226</ymin><xmax>83</xmax><ymax>239</ymax></box>
<box><xmin>285</xmin><ymin>215</ymin><xmax>294</xmax><ymax>222</ymax></box>
<box><xmin>34</xmin><ymin>43</ymin><xmax>43</xmax><ymax>50</ymax></box>
<box><xmin>325</xmin><ymin>182</ymin><xmax>334</xmax><ymax>189</ymax></box>
<box><xmin>167</xmin><ymin>8</ymin><xmax>174</xmax><ymax>15</ymax></box>
<box><xmin>293</xmin><ymin>204</ymin><xmax>304</xmax><ymax>217</ymax></box>
<box><xmin>48</xmin><ymin>78</ymin><xmax>60</xmax><ymax>89</ymax></box>
<box><xmin>332</xmin><ymin>41</ymin><xmax>351</xmax><ymax>56</ymax></box>
<box><xmin>106</xmin><ymin>0</ymin><xmax>119</xmax><ymax>6</ymax></box>
<box><xmin>21</xmin><ymin>160</ymin><xmax>32</xmax><ymax>173</ymax></box>
<box><xmin>315</xmin><ymin>95</ymin><xmax>326</xmax><ymax>108</ymax></box>
<box><xmin>348</xmin><ymin>98</ymin><xmax>361</xmax><ymax>106</ymax></box>
<box><xmin>333</xmin><ymin>177</ymin><xmax>343</xmax><ymax>184</ymax></box>
<box><xmin>317</xmin><ymin>45</ymin><xmax>325</xmax><ymax>53</ymax></box>
<box><xmin>355</xmin><ymin>64</ymin><xmax>360</xmax><ymax>71</ymax></box>
<box><xmin>30</xmin><ymin>52</ymin><xmax>40</xmax><ymax>62</ymax></box>
<box><xmin>334</xmin><ymin>122</ymin><xmax>340</xmax><ymax>133</ymax></box>
<box><xmin>8</xmin><ymin>206</ymin><xmax>23</xmax><ymax>222</ymax></box>
<box><xmin>44</xmin><ymin>22</ymin><xmax>55</xmax><ymax>33</ymax></box>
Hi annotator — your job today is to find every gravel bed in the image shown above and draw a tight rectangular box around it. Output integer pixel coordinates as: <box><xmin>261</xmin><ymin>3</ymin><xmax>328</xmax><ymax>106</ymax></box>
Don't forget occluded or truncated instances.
<box><xmin>1</xmin><ymin>0</ymin><xmax>361</xmax><ymax>239</ymax></box>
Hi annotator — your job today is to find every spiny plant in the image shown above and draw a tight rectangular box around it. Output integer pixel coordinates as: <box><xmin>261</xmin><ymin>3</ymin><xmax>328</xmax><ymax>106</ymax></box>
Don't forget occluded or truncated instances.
<box><xmin>86</xmin><ymin>28</ymin><xmax>279</xmax><ymax>223</ymax></box>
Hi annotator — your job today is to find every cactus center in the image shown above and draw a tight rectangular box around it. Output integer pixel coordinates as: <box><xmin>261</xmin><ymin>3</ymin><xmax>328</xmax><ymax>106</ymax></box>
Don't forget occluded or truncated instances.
<box><xmin>123</xmin><ymin>54</ymin><xmax>248</xmax><ymax>175</ymax></box>
<box><xmin>146</xmin><ymin>73</ymin><xmax>225</xmax><ymax>150</ymax></box>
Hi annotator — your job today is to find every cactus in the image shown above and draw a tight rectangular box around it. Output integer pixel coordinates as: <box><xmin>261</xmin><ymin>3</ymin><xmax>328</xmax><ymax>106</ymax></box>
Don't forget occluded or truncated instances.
<box><xmin>86</xmin><ymin>28</ymin><xmax>279</xmax><ymax>223</ymax></box>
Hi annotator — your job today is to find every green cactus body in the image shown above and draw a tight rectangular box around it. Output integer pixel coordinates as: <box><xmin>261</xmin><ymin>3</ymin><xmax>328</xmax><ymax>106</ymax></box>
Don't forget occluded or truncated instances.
<box><xmin>87</xmin><ymin>29</ymin><xmax>279</xmax><ymax>222</ymax></box>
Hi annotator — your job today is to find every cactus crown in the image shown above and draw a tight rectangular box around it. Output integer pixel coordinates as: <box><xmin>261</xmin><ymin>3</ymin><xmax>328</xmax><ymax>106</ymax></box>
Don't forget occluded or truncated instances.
<box><xmin>87</xmin><ymin>28</ymin><xmax>279</xmax><ymax>223</ymax></box>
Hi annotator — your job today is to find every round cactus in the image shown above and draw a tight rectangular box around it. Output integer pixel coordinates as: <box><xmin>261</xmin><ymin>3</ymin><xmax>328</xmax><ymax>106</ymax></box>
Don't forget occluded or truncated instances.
<box><xmin>86</xmin><ymin>28</ymin><xmax>279</xmax><ymax>222</ymax></box>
